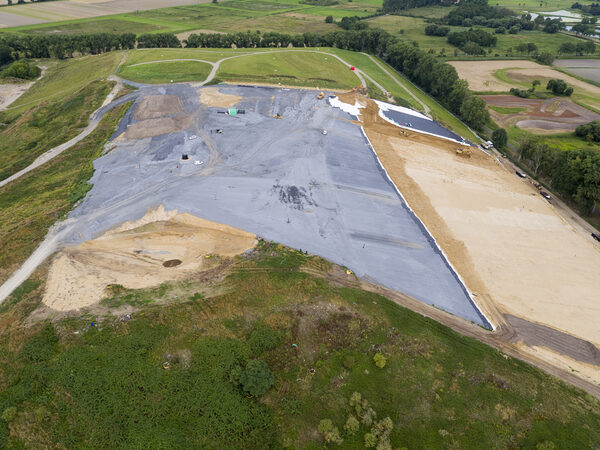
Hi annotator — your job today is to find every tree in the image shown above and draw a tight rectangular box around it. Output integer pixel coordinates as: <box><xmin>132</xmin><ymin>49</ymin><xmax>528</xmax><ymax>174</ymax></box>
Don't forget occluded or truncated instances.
<box><xmin>325</xmin><ymin>15</ymin><xmax>334</xmax><ymax>23</ymax></box>
<box><xmin>575</xmin><ymin>120</ymin><xmax>600</xmax><ymax>142</ymax></box>
<box><xmin>460</xmin><ymin>95</ymin><xmax>490</xmax><ymax>131</ymax></box>
<box><xmin>239</xmin><ymin>360</ymin><xmax>274</xmax><ymax>396</ymax></box>
<box><xmin>531</xmin><ymin>79</ymin><xmax>540</xmax><ymax>91</ymax></box>
<box><xmin>492</xmin><ymin>128</ymin><xmax>507</xmax><ymax>149</ymax></box>
<box><xmin>535</xmin><ymin>51</ymin><xmax>554</xmax><ymax>65</ymax></box>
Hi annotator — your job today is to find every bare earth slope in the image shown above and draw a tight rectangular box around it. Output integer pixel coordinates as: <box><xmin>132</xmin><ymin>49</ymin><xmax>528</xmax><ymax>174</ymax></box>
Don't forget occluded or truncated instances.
<box><xmin>345</xmin><ymin>94</ymin><xmax>600</xmax><ymax>386</ymax></box>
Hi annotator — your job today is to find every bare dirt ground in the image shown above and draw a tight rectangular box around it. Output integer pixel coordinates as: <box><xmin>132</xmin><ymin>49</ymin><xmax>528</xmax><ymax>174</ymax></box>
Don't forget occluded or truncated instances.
<box><xmin>198</xmin><ymin>86</ymin><xmax>242</xmax><ymax>108</ymax></box>
<box><xmin>42</xmin><ymin>206</ymin><xmax>256</xmax><ymax>311</ymax></box>
<box><xmin>133</xmin><ymin>94</ymin><xmax>182</xmax><ymax>120</ymax></box>
<box><xmin>0</xmin><ymin>82</ymin><xmax>34</xmax><ymax>111</ymax></box>
<box><xmin>176</xmin><ymin>29</ymin><xmax>225</xmax><ymax>41</ymax></box>
<box><xmin>338</xmin><ymin>93</ymin><xmax>600</xmax><ymax>387</ymax></box>
<box><xmin>482</xmin><ymin>94</ymin><xmax>600</xmax><ymax>133</ymax></box>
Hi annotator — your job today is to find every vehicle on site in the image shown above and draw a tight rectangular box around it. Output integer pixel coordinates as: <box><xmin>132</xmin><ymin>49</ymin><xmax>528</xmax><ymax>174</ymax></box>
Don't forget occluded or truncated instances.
<box><xmin>317</xmin><ymin>92</ymin><xmax>325</xmax><ymax>100</ymax></box>
<box><xmin>592</xmin><ymin>233</ymin><xmax>600</xmax><ymax>242</ymax></box>
<box><xmin>189</xmin><ymin>135</ymin><xmax>198</xmax><ymax>140</ymax></box>
<box><xmin>273</xmin><ymin>113</ymin><xmax>283</xmax><ymax>119</ymax></box>
<box><xmin>456</xmin><ymin>147</ymin><xmax>472</xmax><ymax>157</ymax></box>
<box><xmin>540</xmin><ymin>191</ymin><xmax>551</xmax><ymax>201</ymax></box>
<box><xmin>480</xmin><ymin>141</ymin><xmax>494</xmax><ymax>150</ymax></box>
<box><xmin>515</xmin><ymin>170</ymin><xmax>527</xmax><ymax>178</ymax></box>
<box><xmin>322</xmin><ymin>130</ymin><xmax>328</xmax><ymax>135</ymax></box>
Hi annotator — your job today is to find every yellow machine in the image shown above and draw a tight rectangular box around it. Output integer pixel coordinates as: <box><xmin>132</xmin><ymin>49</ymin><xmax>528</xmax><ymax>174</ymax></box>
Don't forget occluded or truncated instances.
<box><xmin>456</xmin><ymin>147</ymin><xmax>472</xmax><ymax>157</ymax></box>
<box><xmin>317</xmin><ymin>92</ymin><xmax>325</xmax><ymax>100</ymax></box>
<box><xmin>273</xmin><ymin>113</ymin><xmax>283</xmax><ymax>119</ymax></box>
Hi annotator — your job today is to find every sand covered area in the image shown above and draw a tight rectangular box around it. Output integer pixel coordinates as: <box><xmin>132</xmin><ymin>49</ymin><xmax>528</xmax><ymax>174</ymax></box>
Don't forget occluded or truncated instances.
<box><xmin>199</xmin><ymin>86</ymin><xmax>242</xmax><ymax>108</ymax></box>
<box><xmin>43</xmin><ymin>206</ymin><xmax>256</xmax><ymax>311</ymax></box>
<box><xmin>337</xmin><ymin>93</ymin><xmax>600</xmax><ymax>384</ymax></box>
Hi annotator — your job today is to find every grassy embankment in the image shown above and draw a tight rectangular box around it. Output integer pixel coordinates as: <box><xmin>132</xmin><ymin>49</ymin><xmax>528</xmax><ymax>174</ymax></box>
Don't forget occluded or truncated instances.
<box><xmin>0</xmin><ymin>52</ymin><xmax>122</xmax><ymax>181</ymax></box>
<box><xmin>0</xmin><ymin>242</ymin><xmax>599</xmax><ymax>447</ymax></box>
<box><xmin>0</xmin><ymin>101</ymin><xmax>132</xmax><ymax>286</ymax></box>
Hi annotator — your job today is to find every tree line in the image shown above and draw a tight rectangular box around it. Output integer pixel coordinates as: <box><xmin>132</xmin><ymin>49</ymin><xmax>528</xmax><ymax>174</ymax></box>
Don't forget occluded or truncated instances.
<box><xmin>516</xmin><ymin>138</ymin><xmax>600</xmax><ymax>215</ymax></box>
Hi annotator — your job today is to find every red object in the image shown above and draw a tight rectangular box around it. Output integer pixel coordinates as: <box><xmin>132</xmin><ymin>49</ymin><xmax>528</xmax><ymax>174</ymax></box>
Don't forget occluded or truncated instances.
<box><xmin>350</xmin><ymin>66</ymin><xmax>355</xmax><ymax>71</ymax></box>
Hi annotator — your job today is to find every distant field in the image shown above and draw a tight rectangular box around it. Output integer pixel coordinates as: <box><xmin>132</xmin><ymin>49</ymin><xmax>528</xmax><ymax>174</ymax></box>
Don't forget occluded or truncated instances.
<box><xmin>17</xmin><ymin>18</ymin><xmax>164</xmax><ymax>35</ymax></box>
<box><xmin>554</xmin><ymin>59</ymin><xmax>600</xmax><ymax>84</ymax></box>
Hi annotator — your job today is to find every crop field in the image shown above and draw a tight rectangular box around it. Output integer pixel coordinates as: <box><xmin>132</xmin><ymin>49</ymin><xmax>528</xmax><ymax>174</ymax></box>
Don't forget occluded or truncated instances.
<box><xmin>554</xmin><ymin>59</ymin><xmax>600</xmax><ymax>84</ymax></box>
<box><xmin>482</xmin><ymin>94</ymin><xmax>600</xmax><ymax>132</ymax></box>
<box><xmin>449</xmin><ymin>59</ymin><xmax>600</xmax><ymax>112</ymax></box>
<box><xmin>16</xmin><ymin>18</ymin><xmax>165</xmax><ymax>35</ymax></box>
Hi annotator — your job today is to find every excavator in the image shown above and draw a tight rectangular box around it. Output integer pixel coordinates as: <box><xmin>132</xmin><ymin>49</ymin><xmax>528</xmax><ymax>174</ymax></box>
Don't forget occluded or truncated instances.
<box><xmin>317</xmin><ymin>92</ymin><xmax>325</xmax><ymax>100</ymax></box>
<box><xmin>456</xmin><ymin>147</ymin><xmax>472</xmax><ymax>157</ymax></box>
<box><xmin>273</xmin><ymin>113</ymin><xmax>283</xmax><ymax>119</ymax></box>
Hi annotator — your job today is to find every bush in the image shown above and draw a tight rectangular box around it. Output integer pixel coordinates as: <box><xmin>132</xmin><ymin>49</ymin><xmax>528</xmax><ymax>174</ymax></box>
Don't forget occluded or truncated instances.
<box><xmin>575</xmin><ymin>120</ymin><xmax>600</xmax><ymax>142</ymax></box>
<box><xmin>248</xmin><ymin>323</ymin><xmax>282</xmax><ymax>355</ymax></box>
<box><xmin>535</xmin><ymin>52</ymin><xmax>554</xmax><ymax>65</ymax></box>
<box><xmin>373</xmin><ymin>353</ymin><xmax>386</xmax><ymax>368</ymax></box>
<box><xmin>547</xmin><ymin>79</ymin><xmax>573</xmax><ymax>96</ymax></box>
<box><xmin>318</xmin><ymin>419</ymin><xmax>343</xmax><ymax>444</ymax></box>
<box><xmin>0</xmin><ymin>61</ymin><xmax>41</xmax><ymax>80</ymax></box>
<box><xmin>344</xmin><ymin>415</ymin><xmax>360</xmax><ymax>435</ymax></box>
<box><xmin>239</xmin><ymin>359</ymin><xmax>274</xmax><ymax>396</ymax></box>
<box><xmin>365</xmin><ymin>432</ymin><xmax>377</xmax><ymax>448</ymax></box>
<box><xmin>1</xmin><ymin>407</ymin><xmax>17</xmax><ymax>423</ymax></box>
<box><xmin>492</xmin><ymin>128</ymin><xmax>507</xmax><ymax>149</ymax></box>
<box><xmin>325</xmin><ymin>15</ymin><xmax>334</xmax><ymax>23</ymax></box>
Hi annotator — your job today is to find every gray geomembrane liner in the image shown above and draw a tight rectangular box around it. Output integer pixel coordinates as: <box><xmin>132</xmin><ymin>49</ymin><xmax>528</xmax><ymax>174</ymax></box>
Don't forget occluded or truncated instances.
<box><xmin>65</xmin><ymin>84</ymin><xmax>490</xmax><ymax>328</ymax></box>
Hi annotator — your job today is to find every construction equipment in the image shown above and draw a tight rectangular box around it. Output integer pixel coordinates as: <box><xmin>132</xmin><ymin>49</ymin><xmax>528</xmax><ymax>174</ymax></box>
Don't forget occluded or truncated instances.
<box><xmin>273</xmin><ymin>113</ymin><xmax>283</xmax><ymax>119</ymax></box>
<box><xmin>456</xmin><ymin>147</ymin><xmax>472</xmax><ymax>157</ymax></box>
<box><xmin>317</xmin><ymin>92</ymin><xmax>325</xmax><ymax>100</ymax></box>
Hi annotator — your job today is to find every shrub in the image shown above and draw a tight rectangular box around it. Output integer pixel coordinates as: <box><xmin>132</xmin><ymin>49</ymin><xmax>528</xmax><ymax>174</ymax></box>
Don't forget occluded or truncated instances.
<box><xmin>0</xmin><ymin>61</ymin><xmax>41</xmax><ymax>80</ymax></box>
<box><xmin>239</xmin><ymin>360</ymin><xmax>274</xmax><ymax>396</ymax></box>
<box><xmin>325</xmin><ymin>15</ymin><xmax>334</xmax><ymax>23</ymax></box>
<box><xmin>318</xmin><ymin>419</ymin><xmax>343</xmax><ymax>444</ymax></box>
<box><xmin>1</xmin><ymin>407</ymin><xmax>17</xmax><ymax>423</ymax></box>
<box><xmin>547</xmin><ymin>79</ymin><xmax>573</xmax><ymax>96</ymax></box>
<box><xmin>344</xmin><ymin>415</ymin><xmax>360</xmax><ymax>435</ymax></box>
<box><xmin>575</xmin><ymin>120</ymin><xmax>600</xmax><ymax>142</ymax></box>
<box><xmin>365</xmin><ymin>432</ymin><xmax>377</xmax><ymax>448</ymax></box>
<box><xmin>248</xmin><ymin>323</ymin><xmax>282</xmax><ymax>355</ymax></box>
<box><xmin>373</xmin><ymin>353</ymin><xmax>386</xmax><ymax>368</ymax></box>
<box><xmin>492</xmin><ymin>128</ymin><xmax>507</xmax><ymax>149</ymax></box>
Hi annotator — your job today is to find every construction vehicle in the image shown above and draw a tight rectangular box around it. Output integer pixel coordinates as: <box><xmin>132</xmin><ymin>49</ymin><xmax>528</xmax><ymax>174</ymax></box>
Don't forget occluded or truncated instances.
<box><xmin>456</xmin><ymin>147</ymin><xmax>472</xmax><ymax>157</ymax></box>
<box><xmin>273</xmin><ymin>113</ymin><xmax>283</xmax><ymax>119</ymax></box>
<box><xmin>317</xmin><ymin>92</ymin><xmax>325</xmax><ymax>100</ymax></box>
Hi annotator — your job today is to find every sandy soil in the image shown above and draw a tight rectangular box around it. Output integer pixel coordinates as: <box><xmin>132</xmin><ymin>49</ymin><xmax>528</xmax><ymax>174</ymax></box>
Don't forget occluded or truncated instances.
<box><xmin>133</xmin><ymin>94</ymin><xmax>182</xmax><ymax>120</ymax></box>
<box><xmin>0</xmin><ymin>82</ymin><xmax>34</xmax><ymax>110</ymax></box>
<box><xmin>43</xmin><ymin>206</ymin><xmax>256</xmax><ymax>311</ymax></box>
<box><xmin>482</xmin><ymin>95</ymin><xmax>600</xmax><ymax>133</ymax></box>
<box><xmin>198</xmin><ymin>86</ymin><xmax>242</xmax><ymax>108</ymax></box>
<box><xmin>336</xmin><ymin>93</ymin><xmax>600</xmax><ymax>385</ymax></box>
<box><xmin>450</xmin><ymin>60</ymin><xmax>600</xmax><ymax>99</ymax></box>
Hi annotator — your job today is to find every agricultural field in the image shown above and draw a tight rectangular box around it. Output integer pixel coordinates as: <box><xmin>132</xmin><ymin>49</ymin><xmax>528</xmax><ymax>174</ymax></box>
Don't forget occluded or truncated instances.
<box><xmin>118</xmin><ymin>61</ymin><xmax>212</xmax><ymax>85</ymax></box>
<box><xmin>1</xmin><ymin>244</ymin><xmax>599</xmax><ymax>447</ymax></box>
<box><xmin>554</xmin><ymin>58</ymin><xmax>600</xmax><ymax>84</ymax></box>
<box><xmin>482</xmin><ymin>94</ymin><xmax>600</xmax><ymax>132</ymax></box>
<box><xmin>449</xmin><ymin>59</ymin><xmax>600</xmax><ymax>112</ymax></box>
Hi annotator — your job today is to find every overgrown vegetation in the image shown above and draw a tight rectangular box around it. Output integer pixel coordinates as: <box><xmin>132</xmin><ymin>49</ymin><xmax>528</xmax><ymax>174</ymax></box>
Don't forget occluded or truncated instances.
<box><xmin>0</xmin><ymin>100</ymin><xmax>131</xmax><ymax>285</ymax></box>
<box><xmin>0</xmin><ymin>243</ymin><xmax>599</xmax><ymax>447</ymax></box>
<box><xmin>0</xmin><ymin>79</ymin><xmax>112</xmax><ymax>181</ymax></box>
<box><xmin>575</xmin><ymin>120</ymin><xmax>600</xmax><ymax>143</ymax></box>
<box><xmin>0</xmin><ymin>60</ymin><xmax>40</xmax><ymax>80</ymax></box>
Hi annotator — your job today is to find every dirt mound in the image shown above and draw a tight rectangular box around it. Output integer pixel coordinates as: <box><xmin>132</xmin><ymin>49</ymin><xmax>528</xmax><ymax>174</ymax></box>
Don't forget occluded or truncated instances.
<box><xmin>199</xmin><ymin>86</ymin><xmax>242</xmax><ymax>108</ymax></box>
<box><xmin>42</xmin><ymin>206</ymin><xmax>256</xmax><ymax>311</ymax></box>
<box><xmin>134</xmin><ymin>95</ymin><xmax>182</xmax><ymax>120</ymax></box>
<box><xmin>124</xmin><ymin>115</ymin><xmax>192</xmax><ymax>139</ymax></box>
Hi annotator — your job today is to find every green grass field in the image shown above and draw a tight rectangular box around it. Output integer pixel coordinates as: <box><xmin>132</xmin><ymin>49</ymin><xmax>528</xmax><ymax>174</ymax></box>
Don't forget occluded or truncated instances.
<box><xmin>489</xmin><ymin>104</ymin><xmax>527</xmax><ymax>114</ymax></box>
<box><xmin>0</xmin><ymin>101</ymin><xmax>131</xmax><ymax>286</ymax></box>
<box><xmin>217</xmin><ymin>51</ymin><xmax>361</xmax><ymax>88</ymax></box>
<box><xmin>0</xmin><ymin>242</ymin><xmax>598</xmax><ymax>447</ymax></box>
<box><xmin>118</xmin><ymin>61</ymin><xmax>212</xmax><ymax>84</ymax></box>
